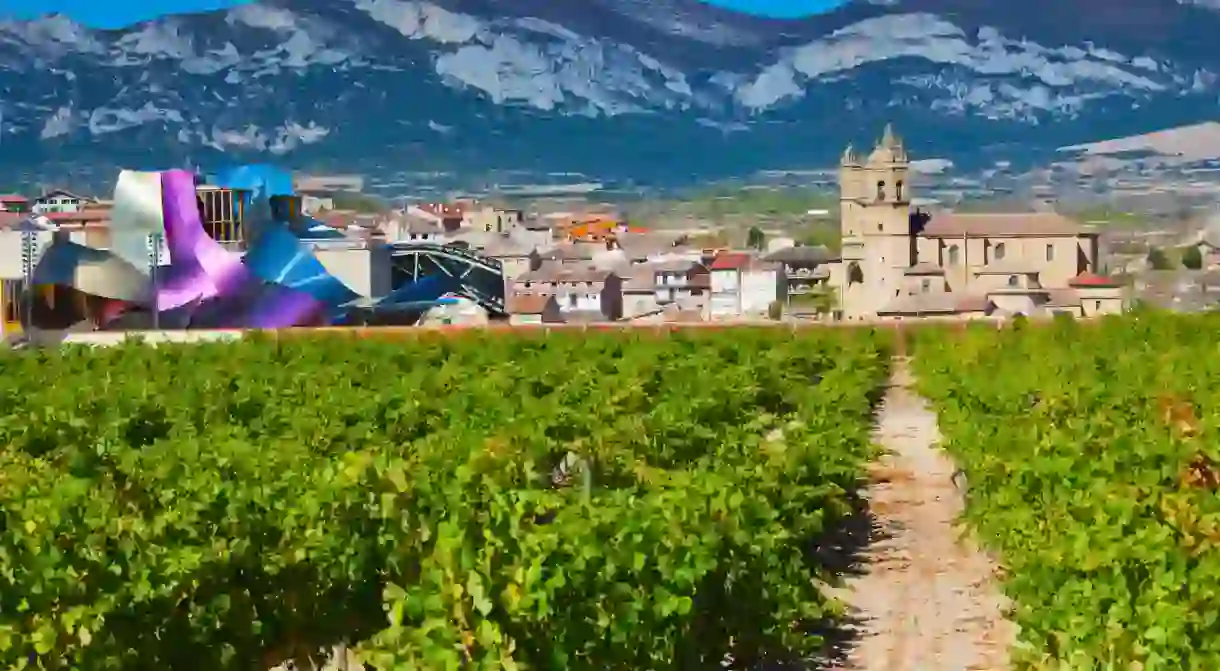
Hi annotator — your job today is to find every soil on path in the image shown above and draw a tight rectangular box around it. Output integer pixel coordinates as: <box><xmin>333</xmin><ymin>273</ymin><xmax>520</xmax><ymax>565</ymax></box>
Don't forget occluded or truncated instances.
<box><xmin>827</xmin><ymin>358</ymin><xmax>1016</xmax><ymax>671</ymax></box>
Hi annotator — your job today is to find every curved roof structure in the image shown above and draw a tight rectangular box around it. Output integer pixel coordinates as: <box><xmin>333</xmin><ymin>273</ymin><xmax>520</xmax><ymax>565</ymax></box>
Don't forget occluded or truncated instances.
<box><xmin>23</xmin><ymin>166</ymin><xmax>362</xmax><ymax>329</ymax></box>
<box><xmin>33</xmin><ymin>242</ymin><xmax>150</xmax><ymax>304</ymax></box>
<box><xmin>21</xmin><ymin>164</ymin><xmax>507</xmax><ymax>330</ymax></box>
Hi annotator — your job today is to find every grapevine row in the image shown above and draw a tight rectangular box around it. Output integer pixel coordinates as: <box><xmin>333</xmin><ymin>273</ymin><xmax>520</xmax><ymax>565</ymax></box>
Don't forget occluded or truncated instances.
<box><xmin>912</xmin><ymin>313</ymin><xmax>1220</xmax><ymax>669</ymax></box>
<box><xmin>0</xmin><ymin>328</ymin><xmax>891</xmax><ymax>669</ymax></box>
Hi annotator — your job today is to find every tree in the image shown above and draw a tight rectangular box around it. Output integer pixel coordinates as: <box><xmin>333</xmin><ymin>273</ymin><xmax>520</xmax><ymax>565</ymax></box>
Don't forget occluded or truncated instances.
<box><xmin>1147</xmin><ymin>247</ymin><xmax>1172</xmax><ymax>270</ymax></box>
<box><xmin>811</xmin><ymin>288</ymin><xmax>838</xmax><ymax>316</ymax></box>
<box><xmin>746</xmin><ymin>226</ymin><xmax>766</xmax><ymax>251</ymax></box>
<box><xmin>1181</xmin><ymin>245</ymin><xmax>1203</xmax><ymax>270</ymax></box>
<box><xmin>799</xmin><ymin>224</ymin><xmax>842</xmax><ymax>253</ymax></box>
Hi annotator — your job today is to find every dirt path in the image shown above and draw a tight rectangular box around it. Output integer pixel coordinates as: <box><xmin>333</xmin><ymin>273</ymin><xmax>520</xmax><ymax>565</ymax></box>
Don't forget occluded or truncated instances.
<box><xmin>827</xmin><ymin>358</ymin><xmax>1015</xmax><ymax>671</ymax></box>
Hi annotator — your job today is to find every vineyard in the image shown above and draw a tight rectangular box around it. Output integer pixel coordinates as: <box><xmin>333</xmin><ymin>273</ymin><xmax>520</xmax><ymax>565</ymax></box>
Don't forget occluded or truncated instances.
<box><xmin>914</xmin><ymin>313</ymin><xmax>1220</xmax><ymax>669</ymax></box>
<box><xmin>0</xmin><ymin>328</ymin><xmax>892</xmax><ymax>669</ymax></box>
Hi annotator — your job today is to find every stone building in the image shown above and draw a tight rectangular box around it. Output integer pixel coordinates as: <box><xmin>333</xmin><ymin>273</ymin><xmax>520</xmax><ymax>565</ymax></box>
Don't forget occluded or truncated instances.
<box><xmin>828</xmin><ymin>125</ymin><xmax>1127</xmax><ymax>320</ymax></box>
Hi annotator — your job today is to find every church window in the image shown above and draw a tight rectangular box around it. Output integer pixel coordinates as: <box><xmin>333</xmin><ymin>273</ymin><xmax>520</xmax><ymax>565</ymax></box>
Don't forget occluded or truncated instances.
<box><xmin>947</xmin><ymin>245</ymin><xmax>960</xmax><ymax>265</ymax></box>
<box><xmin>876</xmin><ymin>181</ymin><xmax>885</xmax><ymax>201</ymax></box>
<box><xmin>896</xmin><ymin>180</ymin><xmax>904</xmax><ymax>201</ymax></box>
<box><xmin>1045</xmin><ymin>243</ymin><xmax>1054</xmax><ymax>261</ymax></box>
<box><xmin>847</xmin><ymin>262</ymin><xmax>864</xmax><ymax>285</ymax></box>
<box><xmin>994</xmin><ymin>242</ymin><xmax>1007</xmax><ymax>260</ymax></box>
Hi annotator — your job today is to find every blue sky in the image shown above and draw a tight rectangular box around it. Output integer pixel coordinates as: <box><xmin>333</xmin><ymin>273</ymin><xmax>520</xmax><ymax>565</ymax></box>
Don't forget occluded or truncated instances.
<box><xmin>0</xmin><ymin>0</ymin><xmax>844</xmax><ymax>28</ymax></box>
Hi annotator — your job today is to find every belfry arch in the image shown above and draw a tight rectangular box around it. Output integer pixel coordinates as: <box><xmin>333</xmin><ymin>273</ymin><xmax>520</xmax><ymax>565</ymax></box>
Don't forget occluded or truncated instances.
<box><xmin>848</xmin><ymin>261</ymin><xmax>864</xmax><ymax>285</ymax></box>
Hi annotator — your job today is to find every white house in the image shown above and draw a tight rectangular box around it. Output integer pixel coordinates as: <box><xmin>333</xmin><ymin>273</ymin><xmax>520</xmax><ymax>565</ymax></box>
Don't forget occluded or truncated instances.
<box><xmin>31</xmin><ymin>190</ymin><xmax>91</xmax><ymax>215</ymax></box>
<box><xmin>652</xmin><ymin>259</ymin><xmax>709</xmax><ymax>312</ymax></box>
<box><xmin>385</xmin><ymin>214</ymin><xmax>445</xmax><ymax>244</ymax></box>
<box><xmin>709</xmin><ymin>251</ymin><xmax>781</xmax><ymax>318</ymax></box>
<box><xmin>509</xmin><ymin>265</ymin><xmax>623</xmax><ymax>320</ymax></box>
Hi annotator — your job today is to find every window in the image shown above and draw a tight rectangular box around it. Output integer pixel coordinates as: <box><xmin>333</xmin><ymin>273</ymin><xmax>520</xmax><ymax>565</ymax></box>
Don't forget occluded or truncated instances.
<box><xmin>1008</xmin><ymin>275</ymin><xmax>1019</xmax><ymax>287</ymax></box>
<box><xmin>3</xmin><ymin>281</ymin><xmax>19</xmax><ymax>323</ymax></box>
<box><xmin>876</xmin><ymin>181</ymin><xmax>886</xmax><ymax>201</ymax></box>
<box><xmin>568</xmin><ymin>294</ymin><xmax>577</xmax><ymax>308</ymax></box>
<box><xmin>947</xmin><ymin>245</ymin><xmax>960</xmax><ymax>265</ymax></box>
<box><xmin>895</xmin><ymin>180</ymin><xmax>904</xmax><ymax>201</ymax></box>
<box><xmin>1095</xmin><ymin>300</ymin><xmax>1101</xmax><ymax>311</ymax></box>
<box><xmin>920</xmin><ymin>279</ymin><xmax>931</xmax><ymax>293</ymax></box>
<box><xmin>877</xmin><ymin>223</ymin><xmax>883</xmax><ymax>232</ymax></box>
<box><xmin>1045</xmin><ymin>244</ymin><xmax>1054</xmax><ymax>261</ymax></box>
<box><xmin>994</xmin><ymin>242</ymin><xmax>1006</xmax><ymax>260</ymax></box>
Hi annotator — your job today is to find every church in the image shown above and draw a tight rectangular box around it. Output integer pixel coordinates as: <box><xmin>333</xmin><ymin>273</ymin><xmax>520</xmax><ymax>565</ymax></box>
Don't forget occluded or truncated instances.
<box><xmin>824</xmin><ymin>125</ymin><xmax>1127</xmax><ymax>320</ymax></box>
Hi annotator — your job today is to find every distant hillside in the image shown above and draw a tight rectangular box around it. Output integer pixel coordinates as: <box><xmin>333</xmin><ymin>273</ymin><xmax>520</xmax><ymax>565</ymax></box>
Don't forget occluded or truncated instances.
<box><xmin>7</xmin><ymin>0</ymin><xmax>1220</xmax><ymax>187</ymax></box>
<box><xmin>1058</xmin><ymin>122</ymin><xmax>1220</xmax><ymax>165</ymax></box>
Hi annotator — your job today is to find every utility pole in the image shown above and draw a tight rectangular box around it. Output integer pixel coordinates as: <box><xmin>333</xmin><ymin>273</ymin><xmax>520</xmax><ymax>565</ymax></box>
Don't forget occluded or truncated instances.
<box><xmin>20</xmin><ymin>230</ymin><xmax>35</xmax><ymax>337</ymax></box>
<box><xmin>146</xmin><ymin>232</ymin><xmax>163</xmax><ymax>330</ymax></box>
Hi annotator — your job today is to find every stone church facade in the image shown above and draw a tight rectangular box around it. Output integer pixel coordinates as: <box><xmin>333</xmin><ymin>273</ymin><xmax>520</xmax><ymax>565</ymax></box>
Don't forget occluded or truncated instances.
<box><xmin>825</xmin><ymin>125</ymin><xmax>1127</xmax><ymax>321</ymax></box>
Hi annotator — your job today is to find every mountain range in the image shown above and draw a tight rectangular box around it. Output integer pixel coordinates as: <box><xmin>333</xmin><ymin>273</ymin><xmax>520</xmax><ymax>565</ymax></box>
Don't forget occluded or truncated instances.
<box><xmin>3</xmin><ymin>0</ymin><xmax>1220</xmax><ymax>191</ymax></box>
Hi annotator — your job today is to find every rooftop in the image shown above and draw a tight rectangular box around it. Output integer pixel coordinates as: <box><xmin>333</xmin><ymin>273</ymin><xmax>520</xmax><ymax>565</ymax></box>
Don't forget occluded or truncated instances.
<box><xmin>710</xmin><ymin>252</ymin><xmax>753</xmax><ymax>271</ymax></box>
<box><xmin>1069</xmin><ymin>271</ymin><xmax>1123</xmax><ymax>288</ymax></box>
<box><xmin>624</xmin><ymin>263</ymin><xmax>659</xmax><ymax>292</ymax></box>
<box><xmin>535</xmin><ymin>243</ymin><xmax>596</xmax><ymax>261</ymax></box>
<box><xmin>398</xmin><ymin>214</ymin><xmax>443</xmax><ymax>235</ymax></box>
<box><xmin>765</xmin><ymin>245</ymin><xmax>836</xmax><ymax>264</ymax></box>
<box><xmin>654</xmin><ymin>258</ymin><xmax>703</xmax><ymax>273</ymax></box>
<box><xmin>616</xmin><ymin>232</ymin><xmax>685</xmax><ymax>259</ymax></box>
<box><xmin>920</xmin><ymin>212</ymin><xmax>1087</xmax><ymax>238</ymax></box>
<box><xmin>903</xmin><ymin>262</ymin><xmax>945</xmax><ymax>276</ymax></box>
<box><xmin>878</xmin><ymin>292</ymin><xmax>989</xmax><ymax>315</ymax></box>
<box><xmin>974</xmin><ymin>260</ymin><xmax>1044</xmax><ymax>275</ymax></box>
<box><xmin>482</xmin><ymin>235</ymin><xmax>535</xmax><ymax>257</ymax></box>
<box><xmin>517</xmin><ymin>265</ymin><xmax>616</xmax><ymax>284</ymax></box>
<box><xmin>506</xmin><ymin>294</ymin><xmax>555</xmax><ymax>315</ymax></box>
<box><xmin>416</xmin><ymin>202</ymin><xmax>464</xmax><ymax>218</ymax></box>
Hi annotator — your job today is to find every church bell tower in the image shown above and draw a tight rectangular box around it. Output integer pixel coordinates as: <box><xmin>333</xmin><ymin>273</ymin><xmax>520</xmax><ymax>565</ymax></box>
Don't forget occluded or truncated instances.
<box><xmin>838</xmin><ymin>124</ymin><xmax>916</xmax><ymax>317</ymax></box>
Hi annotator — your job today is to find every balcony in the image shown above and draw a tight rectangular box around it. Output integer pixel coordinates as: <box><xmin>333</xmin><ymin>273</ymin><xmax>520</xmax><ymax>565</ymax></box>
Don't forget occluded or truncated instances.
<box><xmin>788</xmin><ymin>281</ymin><xmax>829</xmax><ymax>295</ymax></box>
<box><xmin>786</xmin><ymin>266</ymin><xmax>830</xmax><ymax>280</ymax></box>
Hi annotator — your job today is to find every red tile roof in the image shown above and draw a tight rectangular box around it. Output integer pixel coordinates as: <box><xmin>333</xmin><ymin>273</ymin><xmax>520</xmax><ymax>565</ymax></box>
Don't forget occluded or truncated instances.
<box><xmin>418</xmin><ymin>202</ymin><xmax>464</xmax><ymax>217</ymax></box>
<box><xmin>43</xmin><ymin>211</ymin><xmax>108</xmax><ymax>223</ymax></box>
<box><xmin>709</xmin><ymin>252</ymin><xmax>752</xmax><ymax>270</ymax></box>
<box><xmin>44</xmin><ymin>212</ymin><xmax>109</xmax><ymax>224</ymax></box>
<box><xmin>0</xmin><ymin>194</ymin><xmax>28</xmax><ymax>202</ymax></box>
<box><xmin>1069</xmin><ymin>271</ymin><xmax>1122</xmax><ymax>287</ymax></box>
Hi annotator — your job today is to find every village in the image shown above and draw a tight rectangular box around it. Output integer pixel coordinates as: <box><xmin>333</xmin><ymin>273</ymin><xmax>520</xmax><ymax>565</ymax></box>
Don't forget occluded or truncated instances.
<box><xmin>0</xmin><ymin>126</ymin><xmax>1170</xmax><ymax>332</ymax></box>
